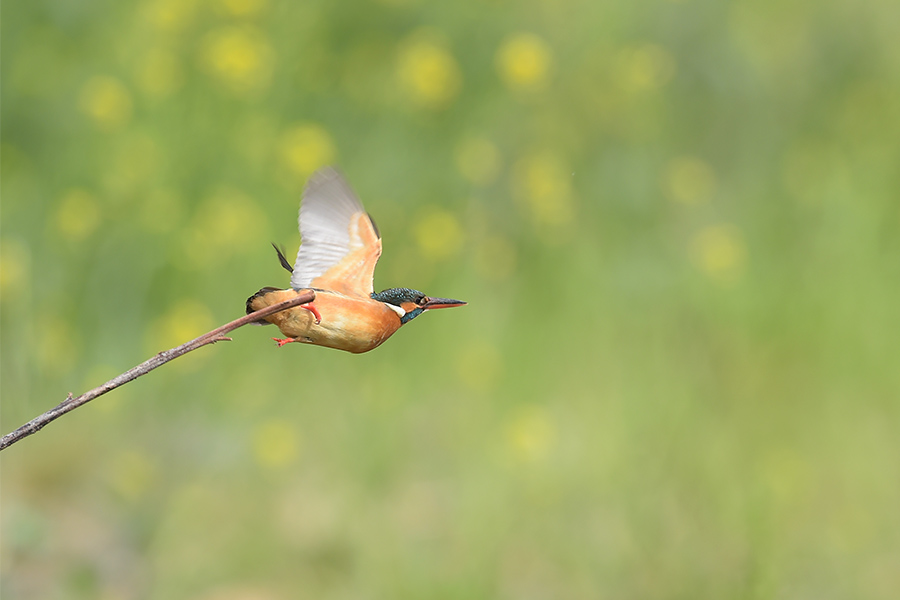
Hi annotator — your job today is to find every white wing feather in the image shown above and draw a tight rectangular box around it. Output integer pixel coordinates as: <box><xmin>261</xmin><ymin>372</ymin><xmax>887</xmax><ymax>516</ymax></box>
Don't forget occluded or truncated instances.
<box><xmin>290</xmin><ymin>167</ymin><xmax>368</xmax><ymax>290</ymax></box>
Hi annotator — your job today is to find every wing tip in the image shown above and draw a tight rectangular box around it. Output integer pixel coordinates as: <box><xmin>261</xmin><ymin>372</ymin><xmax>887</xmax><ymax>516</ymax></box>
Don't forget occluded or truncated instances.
<box><xmin>301</xmin><ymin>165</ymin><xmax>365</xmax><ymax>213</ymax></box>
<box><xmin>367</xmin><ymin>212</ymin><xmax>380</xmax><ymax>239</ymax></box>
<box><xmin>305</xmin><ymin>165</ymin><xmax>344</xmax><ymax>191</ymax></box>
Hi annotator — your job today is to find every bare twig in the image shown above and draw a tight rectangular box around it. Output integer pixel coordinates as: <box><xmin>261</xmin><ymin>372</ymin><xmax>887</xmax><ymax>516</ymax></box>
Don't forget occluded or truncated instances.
<box><xmin>0</xmin><ymin>291</ymin><xmax>315</xmax><ymax>451</ymax></box>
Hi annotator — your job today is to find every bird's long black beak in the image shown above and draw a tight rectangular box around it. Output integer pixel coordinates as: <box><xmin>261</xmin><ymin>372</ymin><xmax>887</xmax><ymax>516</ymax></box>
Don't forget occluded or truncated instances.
<box><xmin>423</xmin><ymin>297</ymin><xmax>467</xmax><ymax>310</ymax></box>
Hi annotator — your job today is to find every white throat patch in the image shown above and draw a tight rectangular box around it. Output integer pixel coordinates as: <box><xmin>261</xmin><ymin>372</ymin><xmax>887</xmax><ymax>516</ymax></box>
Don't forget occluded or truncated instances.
<box><xmin>385</xmin><ymin>303</ymin><xmax>406</xmax><ymax>318</ymax></box>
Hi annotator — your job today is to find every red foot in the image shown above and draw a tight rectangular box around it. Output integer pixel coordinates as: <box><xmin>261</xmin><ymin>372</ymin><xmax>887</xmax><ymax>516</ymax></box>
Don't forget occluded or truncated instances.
<box><xmin>273</xmin><ymin>337</ymin><xmax>297</xmax><ymax>347</ymax></box>
<box><xmin>301</xmin><ymin>302</ymin><xmax>322</xmax><ymax>324</ymax></box>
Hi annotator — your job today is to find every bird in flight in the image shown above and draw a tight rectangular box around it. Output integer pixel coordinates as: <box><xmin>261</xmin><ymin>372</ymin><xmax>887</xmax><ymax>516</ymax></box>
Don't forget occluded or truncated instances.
<box><xmin>247</xmin><ymin>167</ymin><xmax>466</xmax><ymax>353</ymax></box>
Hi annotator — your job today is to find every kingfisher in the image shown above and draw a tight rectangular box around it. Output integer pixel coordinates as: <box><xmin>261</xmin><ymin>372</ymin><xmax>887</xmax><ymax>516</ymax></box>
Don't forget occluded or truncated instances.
<box><xmin>246</xmin><ymin>167</ymin><xmax>466</xmax><ymax>353</ymax></box>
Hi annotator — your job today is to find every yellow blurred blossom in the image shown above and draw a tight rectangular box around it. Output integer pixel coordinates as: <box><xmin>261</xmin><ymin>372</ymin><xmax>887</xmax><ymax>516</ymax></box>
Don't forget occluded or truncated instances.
<box><xmin>79</xmin><ymin>76</ymin><xmax>133</xmax><ymax>131</ymax></box>
<box><xmin>55</xmin><ymin>189</ymin><xmax>101</xmax><ymax>240</ymax></box>
<box><xmin>414</xmin><ymin>208</ymin><xmax>464</xmax><ymax>260</ymax></box>
<box><xmin>614</xmin><ymin>43</ymin><xmax>676</xmax><ymax>93</ymax></box>
<box><xmin>455</xmin><ymin>136</ymin><xmax>501</xmax><ymax>185</ymax></box>
<box><xmin>396</xmin><ymin>33</ymin><xmax>462</xmax><ymax>109</ymax></box>
<box><xmin>475</xmin><ymin>235</ymin><xmax>517</xmax><ymax>281</ymax></box>
<box><xmin>110</xmin><ymin>451</ymin><xmax>159</xmax><ymax>501</ymax></box>
<box><xmin>217</xmin><ymin>0</ymin><xmax>267</xmax><ymax>17</ymax></box>
<box><xmin>690</xmin><ymin>224</ymin><xmax>746</xmax><ymax>284</ymax></box>
<box><xmin>457</xmin><ymin>340</ymin><xmax>502</xmax><ymax>392</ymax></box>
<box><xmin>34</xmin><ymin>315</ymin><xmax>78</xmax><ymax>375</ymax></box>
<box><xmin>279</xmin><ymin>123</ymin><xmax>337</xmax><ymax>178</ymax></box>
<box><xmin>144</xmin><ymin>0</ymin><xmax>198</xmax><ymax>31</ymax></box>
<box><xmin>663</xmin><ymin>156</ymin><xmax>717</xmax><ymax>205</ymax></box>
<box><xmin>148</xmin><ymin>298</ymin><xmax>215</xmax><ymax>351</ymax></box>
<box><xmin>252</xmin><ymin>420</ymin><xmax>300</xmax><ymax>468</ymax></box>
<box><xmin>0</xmin><ymin>238</ymin><xmax>29</xmax><ymax>300</ymax></box>
<box><xmin>511</xmin><ymin>152</ymin><xmax>575</xmax><ymax>227</ymax></box>
<box><xmin>757</xmin><ymin>446</ymin><xmax>812</xmax><ymax>506</ymax></box>
<box><xmin>505</xmin><ymin>405</ymin><xmax>555</xmax><ymax>463</ymax></box>
<box><xmin>495</xmin><ymin>33</ymin><xmax>553</xmax><ymax>92</ymax></box>
<box><xmin>137</xmin><ymin>48</ymin><xmax>185</xmax><ymax>98</ymax></box>
<box><xmin>181</xmin><ymin>188</ymin><xmax>266</xmax><ymax>269</ymax></box>
<box><xmin>199</xmin><ymin>26</ymin><xmax>275</xmax><ymax>94</ymax></box>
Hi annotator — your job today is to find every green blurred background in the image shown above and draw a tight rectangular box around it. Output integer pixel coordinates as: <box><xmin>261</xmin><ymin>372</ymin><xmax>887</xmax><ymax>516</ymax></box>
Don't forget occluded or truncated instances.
<box><xmin>2</xmin><ymin>0</ymin><xmax>899</xmax><ymax>598</ymax></box>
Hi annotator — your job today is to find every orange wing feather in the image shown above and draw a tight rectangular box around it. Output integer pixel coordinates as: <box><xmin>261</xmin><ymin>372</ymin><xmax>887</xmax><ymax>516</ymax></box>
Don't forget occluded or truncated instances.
<box><xmin>290</xmin><ymin>167</ymin><xmax>383</xmax><ymax>298</ymax></box>
<box><xmin>309</xmin><ymin>211</ymin><xmax>382</xmax><ymax>297</ymax></box>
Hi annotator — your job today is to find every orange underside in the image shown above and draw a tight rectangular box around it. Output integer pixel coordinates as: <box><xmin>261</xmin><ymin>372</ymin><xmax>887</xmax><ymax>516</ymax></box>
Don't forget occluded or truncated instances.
<box><xmin>248</xmin><ymin>288</ymin><xmax>402</xmax><ymax>354</ymax></box>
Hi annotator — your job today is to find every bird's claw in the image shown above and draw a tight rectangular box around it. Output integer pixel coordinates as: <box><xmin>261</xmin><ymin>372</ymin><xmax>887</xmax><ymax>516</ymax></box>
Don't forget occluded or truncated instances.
<box><xmin>273</xmin><ymin>337</ymin><xmax>296</xmax><ymax>347</ymax></box>
<box><xmin>301</xmin><ymin>302</ymin><xmax>322</xmax><ymax>324</ymax></box>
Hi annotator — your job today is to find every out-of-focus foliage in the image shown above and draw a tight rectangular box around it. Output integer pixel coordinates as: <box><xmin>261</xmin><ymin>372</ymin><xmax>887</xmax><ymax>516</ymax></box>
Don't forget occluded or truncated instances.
<box><xmin>2</xmin><ymin>0</ymin><xmax>899</xmax><ymax>598</ymax></box>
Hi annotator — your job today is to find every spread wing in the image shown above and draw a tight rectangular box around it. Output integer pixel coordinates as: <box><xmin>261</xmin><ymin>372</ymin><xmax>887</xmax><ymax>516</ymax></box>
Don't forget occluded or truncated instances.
<box><xmin>290</xmin><ymin>167</ymin><xmax>382</xmax><ymax>297</ymax></box>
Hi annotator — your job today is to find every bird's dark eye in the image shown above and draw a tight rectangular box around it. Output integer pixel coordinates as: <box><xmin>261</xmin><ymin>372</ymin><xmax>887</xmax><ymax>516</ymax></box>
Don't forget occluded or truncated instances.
<box><xmin>417</xmin><ymin>295</ymin><xmax>428</xmax><ymax>306</ymax></box>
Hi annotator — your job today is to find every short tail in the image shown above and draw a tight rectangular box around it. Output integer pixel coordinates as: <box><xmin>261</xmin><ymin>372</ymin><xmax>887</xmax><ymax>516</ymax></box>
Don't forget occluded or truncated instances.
<box><xmin>246</xmin><ymin>287</ymin><xmax>282</xmax><ymax>323</ymax></box>
<box><xmin>247</xmin><ymin>246</ymin><xmax>293</xmax><ymax>324</ymax></box>
<box><xmin>272</xmin><ymin>243</ymin><xmax>293</xmax><ymax>273</ymax></box>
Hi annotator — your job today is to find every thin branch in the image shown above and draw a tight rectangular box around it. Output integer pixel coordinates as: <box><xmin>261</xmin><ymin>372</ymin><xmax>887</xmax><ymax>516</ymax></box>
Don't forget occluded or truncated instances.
<box><xmin>0</xmin><ymin>291</ymin><xmax>315</xmax><ymax>451</ymax></box>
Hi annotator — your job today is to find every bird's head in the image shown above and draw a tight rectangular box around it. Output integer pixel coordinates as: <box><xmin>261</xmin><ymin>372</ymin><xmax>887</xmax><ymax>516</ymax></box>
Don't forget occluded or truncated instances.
<box><xmin>371</xmin><ymin>288</ymin><xmax>466</xmax><ymax>324</ymax></box>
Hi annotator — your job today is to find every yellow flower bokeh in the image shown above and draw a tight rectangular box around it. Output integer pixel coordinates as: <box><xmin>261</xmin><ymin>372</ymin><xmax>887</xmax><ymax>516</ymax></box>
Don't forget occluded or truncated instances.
<box><xmin>279</xmin><ymin>123</ymin><xmax>337</xmax><ymax>178</ymax></box>
<box><xmin>414</xmin><ymin>208</ymin><xmax>464</xmax><ymax>261</ymax></box>
<box><xmin>55</xmin><ymin>189</ymin><xmax>102</xmax><ymax>241</ymax></box>
<box><xmin>0</xmin><ymin>238</ymin><xmax>29</xmax><ymax>300</ymax></box>
<box><xmin>756</xmin><ymin>446</ymin><xmax>815</xmax><ymax>510</ymax></box>
<box><xmin>504</xmin><ymin>405</ymin><xmax>556</xmax><ymax>463</ymax></box>
<box><xmin>181</xmin><ymin>187</ymin><xmax>267</xmax><ymax>269</ymax></box>
<box><xmin>252</xmin><ymin>420</ymin><xmax>301</xmax><ymax>468</ymax></box>
<box><xmin>455</xmin><ymin>136</ymin><xmax>501</xmax><ymax>186</ymax></box>
<box><xmin>147</xmin><ymin>298</ymin><xmax>215</xmax><ymax>352</ymax></box>
<box><xmin>511</xmin><ymin>151</ymin><xmax>575</xmax><ymax>228</ymax></box>
<box><xmin>79</xmin><ymin>76</ymin><xmax>133</xmax><ymax>131</ymax></box>
<box><xmin>199</xmin><ymin>26</ymin><xmax>275</xmax><ymax>94</ymax></box>
<box><xmin>144</xmin><ymin>0</ymin><xmax>198</xmax><ymax>32</ymax></box>
<box><xmin>663</xmin><ymin>156</ymin><xmax>717</xmax><ymax>206</ymax></box>
<box><xmin>690</xmin><ymin>224</ymin><xmax>746</xmax><ymax>284</ymax></box>
<box><xmin>495</xmin><ymin>33</ymin><xmax>553</xmax><ymax>92</ymax></box>
<box><xmin>217</xmin><ymin>0</ymin><xmax>267</xmax><ymax>17</ymax></box>
<box><xmin>137</xmin><ymin>48</ymin><xmax>185</xmax><ymax>98</ymax></box>
<box><xmin>396</xmin><ymin>34</ymin><xmax>462</xmax><ymax>110</ymax></box>
<box><xmin>614</xmin><ymin>43</ymin><xmax>677</xmax><ymax>93</ymax></box>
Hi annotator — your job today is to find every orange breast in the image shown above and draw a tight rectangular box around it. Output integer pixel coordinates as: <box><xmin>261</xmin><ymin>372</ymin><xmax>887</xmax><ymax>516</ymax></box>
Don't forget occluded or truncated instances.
<box><xmin>259</xmin><ymin>289</ymin><xmax>402</xmax><ymax>353</ymax></box>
